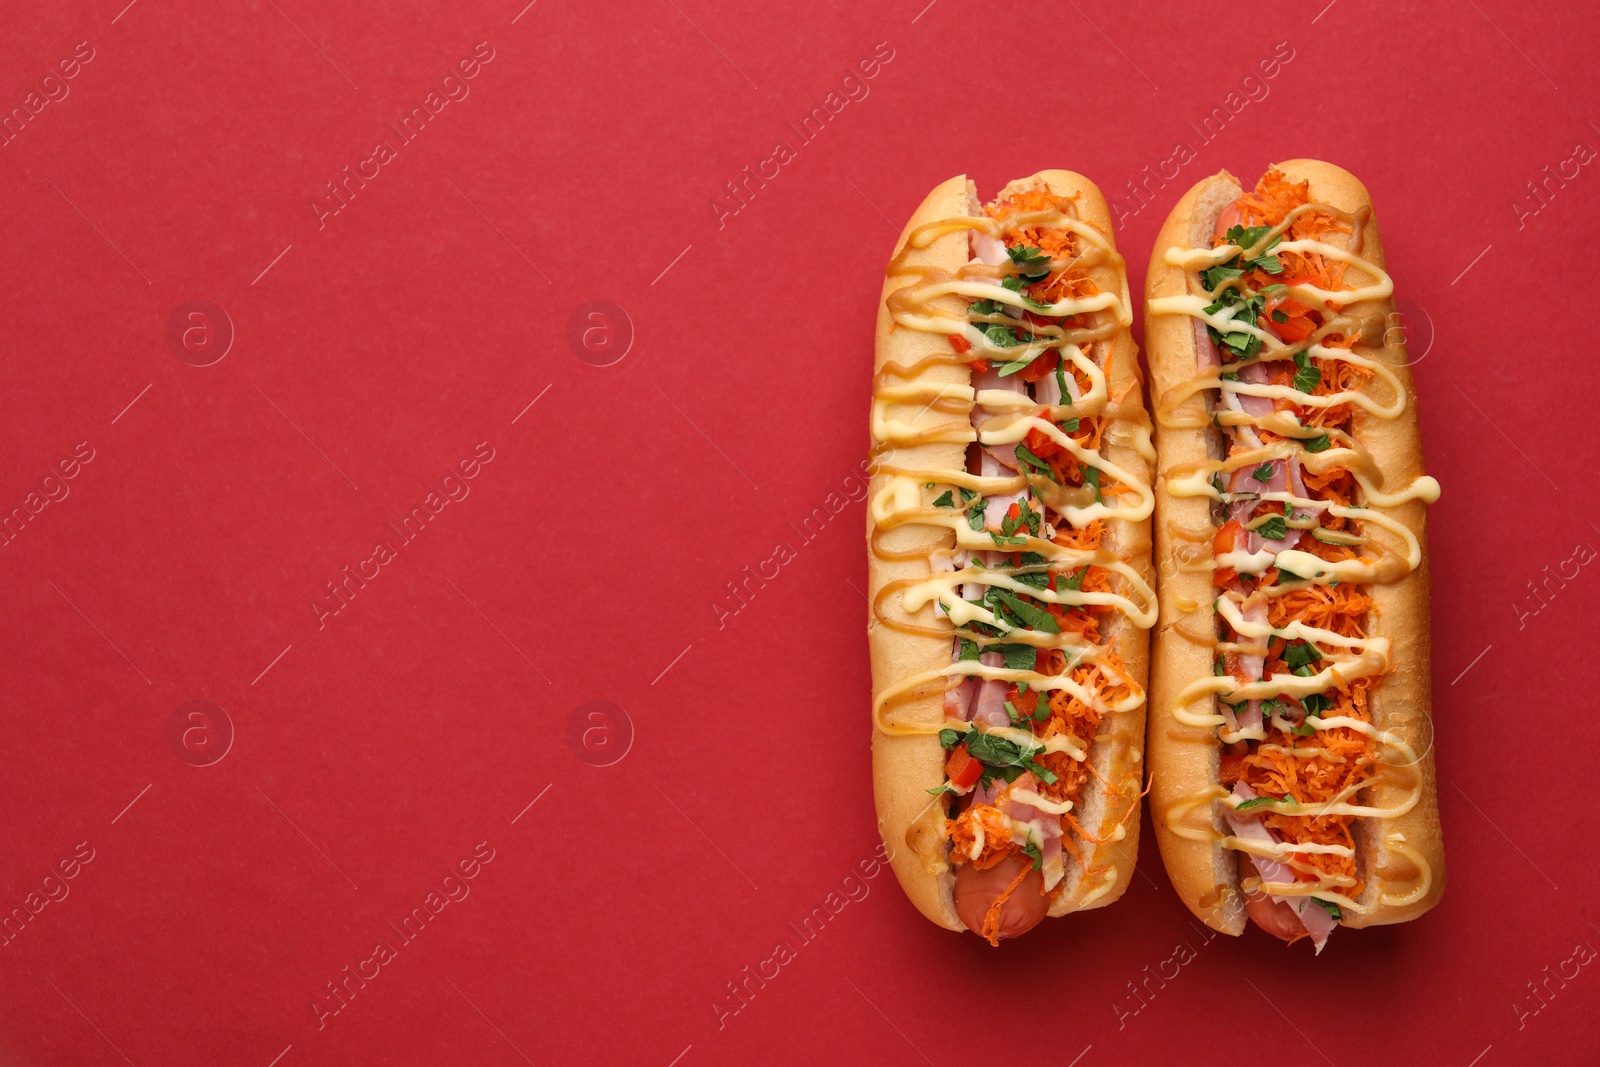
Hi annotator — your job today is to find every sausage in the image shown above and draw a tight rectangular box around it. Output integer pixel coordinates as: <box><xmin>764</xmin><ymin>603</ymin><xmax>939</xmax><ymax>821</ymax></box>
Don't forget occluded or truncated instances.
<box><xmin>953</xmin><ymin>854</ymin><xmax>1048</xmax><ymax>942</ymax></box>
<box><xmin>1213</xmin><ymin>201</ymin><xmax>1242</xmax><ymax>240</ymax></box>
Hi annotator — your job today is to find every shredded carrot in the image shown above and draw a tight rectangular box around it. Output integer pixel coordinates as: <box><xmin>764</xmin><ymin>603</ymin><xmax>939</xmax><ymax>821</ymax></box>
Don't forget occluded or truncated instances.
<box><xmin>1044</xmin><ymin>412</ymin><xmax>1108</xmax><ymax>489</ymax></box>
<box><xmin>985</xmin><ymin>184</ymin><xmax>1102</xmax><ymax>308</ymax></box>
<box><xmin>1051</xmin><ymin>519</ymin><xmax>1104</xmax><ymax>550</ymax></box>
<box><xmin>1036</xmin><ymin>650</ymin><xmax>1130</xmax><ymax>806</ymax></box>
<box><xmin>1045</xmin><ymin>565</ymin><xmax>1112</xmax><ymax>643</ymax></box>
<box><xmin>1267</xmin><ymin>580</ymin><xmax>1371</xmax><ymax>638</ymax></box>
<box><xmin>1300</xmin><ymin>466</ymin><xmax>1357</xmax><ymax>510</ymax></box>
<box><xmin>948</xmin><ymin>805</ymin><xmax>1018</xmax><ymax>870</ymax></box>
<box><xmin>1244</xmin><ymin>717</ymin><xmax>1376</xmax><ymax>892</ymax></box>
<box><xmin>1234</xmin><ymin>169</ymin><xmax>1352</xmax><ymax>245</ymax></box>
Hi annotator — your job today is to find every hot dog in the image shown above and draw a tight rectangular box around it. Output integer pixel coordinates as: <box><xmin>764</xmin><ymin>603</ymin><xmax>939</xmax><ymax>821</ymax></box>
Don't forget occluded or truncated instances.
<box><xmin>868</xmin><ymin>172</ymin><xmax>1155</xmax><ymax>943</ymax></box>
<box><xmin>1143</xmin><ymin>161</ymin><xmax>1445</xmax><ymax>951</ymax></box>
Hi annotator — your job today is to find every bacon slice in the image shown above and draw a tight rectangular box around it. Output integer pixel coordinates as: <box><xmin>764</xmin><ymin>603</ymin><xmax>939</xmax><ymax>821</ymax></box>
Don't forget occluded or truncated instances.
<box><xmin>1194</xmin><ymin>318</ymin><xmax>1221</xmax><ymax>371</ymax></box>
<box><xmin>969</xmin><ymin>650</ymin><xmax>1011</xmax><ymax>727</ymax></box>
<box><xmin>1032</xmin><ymin>364</ymin><xmax>1063</xmax><ymax>407</ymax></box>
<box><xmin>978</xmin><ymin>448</ymin><xmax>1026</xmax><ymax>529</ymax></box>
<box><xmin>944</xmin><ymin>636</ymin><xmax>980</xmax><ymax>720</ymax></box>
<box><xmin>974</xmin><ymin>365</ymin><xmax>1029</xmax><ymax>474</ymax></box>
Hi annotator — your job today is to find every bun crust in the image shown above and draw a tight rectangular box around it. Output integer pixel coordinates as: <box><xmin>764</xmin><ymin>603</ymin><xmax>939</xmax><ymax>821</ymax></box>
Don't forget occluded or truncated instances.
<box><xmin>869</xmin><ymin>174</ymin><xmax>973</xmax><ymax>931</ymax></box>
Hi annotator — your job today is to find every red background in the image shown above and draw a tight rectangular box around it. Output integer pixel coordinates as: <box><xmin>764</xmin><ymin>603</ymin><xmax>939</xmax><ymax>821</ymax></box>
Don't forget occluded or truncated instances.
<box><xmin>2</xmin><ymin>1</ymin><xmax>1597</xmax><ymax>1065</ymax></box>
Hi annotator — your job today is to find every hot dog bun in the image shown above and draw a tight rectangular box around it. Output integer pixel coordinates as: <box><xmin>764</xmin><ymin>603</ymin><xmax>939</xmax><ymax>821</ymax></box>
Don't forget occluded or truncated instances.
<box><xmin>869</xmin><ymin>171</ymin><xmax>1153</xmax><ymax>939</ymax></box>
<box><xmin>1144</xmin><ymin>160</ymin><xmax>1444</xmax><ymax>942</ymax></box>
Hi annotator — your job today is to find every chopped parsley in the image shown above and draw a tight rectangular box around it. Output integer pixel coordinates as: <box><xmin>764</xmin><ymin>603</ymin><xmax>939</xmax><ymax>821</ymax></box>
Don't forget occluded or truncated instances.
<box><xmin>1013</xmin><ymin>569</ymin><xmax>1051</xmax><ymax>591</ymax></box>
<box><xmin>1001</xmin><ymin>277</ymin><xmax>1050</xmax><ymax>311</ymax></box>
<box><xmin>933</xmin><ymin>487</ymin><xmax>976</xmax><ymax>509</ymax></box>
<box><xmin>1000</xmin><ymin>499</ymin><xmax>1042</xmax><ymax>539</ymax></box>
<box><xmin>939</xmin><ymin>726</ymin><xmax>1059</xmax><ymax>788</ymax></box>
<box><xmin>1250</xmin><ymin>462</ymin><xmax>1274</xmax><ymax>482</ymax></box>
<box><xmin>1005</xmin><ymin>244</ymin><xmax>1051</xmax><ymax>281</ymax></box>
<box><xmin>1203</xmin><ymin>291</ymin><xmax>1269</xmax><ymax>360</ymax></box>
<box><xmin>956</xmin><ymin>640</ymin><xmax>1039</xmax><ymax>672</ymax></box>
<box><xmin>983</xmin><ymin>586</ymin><xmax>1060</xmax><ymax>634</ymax></box>
<box><xmin>1284</xmin><ymin>643</ymin><xmax>1323</xmax><ymax>671</ymax></box>
<box><xmin>997</xmin><ymin>643</ymin><xmax>1039</xmax><ymax>671</ymax></box>
<box><xmin>1221</xmin><ymin>225</ymin><xmax>1285</xmax><ymax>274</ymax></box>
<box><xmin>1015</xmin><ymin>444</ymin><xmax>1052</xmax><ymax>477</ymax></box>
<box><xmin>1235</xmin><ymin>796</ymin><xmax>1294</xmax><ymax>812</ymax></box>
<box><xmin>1292</xmin><ymin>349</ymin><xmax>1322</xmax><ymax>394</ymax></box>
<box><xmin>1255</xmin><ymin>514</ymin><xmax>1288</xmax><ymax>541</ymax></box>
<box><xmin>1199</xmin><ymin>226</ymin><xmax>1286</xmax><ymax>359</ymax></box>
<box><xmin>1200</xmin><ymin>263</ymin><xmax>1243</xmax><ymax>292</ymax></box>
<box><xmin>965</xmin><ymin>495</ymin><xmax>987</xmax><ymax>531</ymax></box>
<box><xmin>1309</xmin><ymin>897</ymin><xmax>1343</xmax><ymax>920</ymax></box>
<box><xmin>1300</xmin><ymin>692</ymin><xmax>1332</xmax><ymax>716</ymax></box>
<box><xmin>983</xmin><ymin>324</ymin><xmax>1026</xmax><ymax>349</ymax></box>
<box><xmin>1304</xmin><ymin>433</ymin><xmax>1333</xmax><ymax>453</ymax></box>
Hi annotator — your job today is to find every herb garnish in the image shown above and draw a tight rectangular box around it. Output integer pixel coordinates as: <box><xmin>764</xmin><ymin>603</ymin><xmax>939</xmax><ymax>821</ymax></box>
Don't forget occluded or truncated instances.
<box><xmin>1293</xmin><ymin>349</ymin><xmax>1322</xmax><ymax>394</ymax></box>
<box><xmin>938</xmin><ymin>726</ymin><xmax>1060</xmax><ymax>788</ymax></box>
<box><xmin>1309</xmin><ymin>897</ymin><xmax>1343</xmax><ymax>920</ymax></box>
<box><xmin>1236</xmin><ymin>795</ymin><xmax>1294</xmax><ymax>812</ymax></box>
<box><xmin>1200</xmin><ymin>226</ymin><xmax>1286</xmax><ymax>359</ymax></box>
